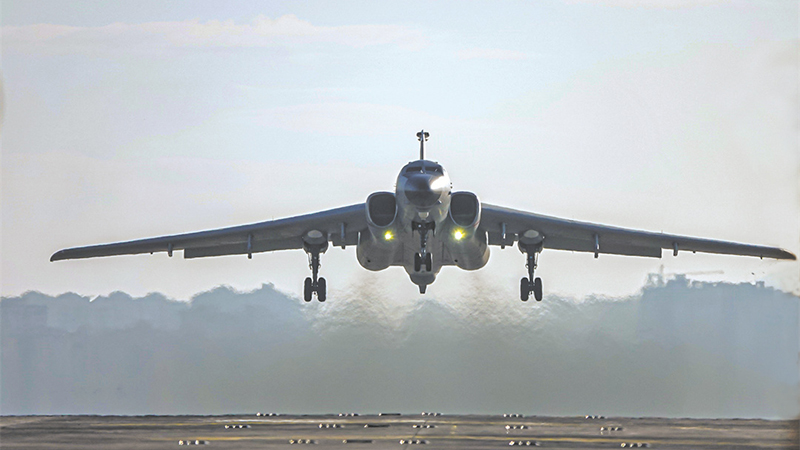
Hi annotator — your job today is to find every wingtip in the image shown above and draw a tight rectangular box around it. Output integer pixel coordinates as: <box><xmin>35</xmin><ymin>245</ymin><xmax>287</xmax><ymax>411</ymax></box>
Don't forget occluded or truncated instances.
<box><xmin>50</xmin><ymin>251</ymin><xmax>64</xmax><ymax>262</ymax></box>
<box><xmin>773</xmin><ymin>248</ymin><xmax>797</xmax><ymax>261</ymax></box>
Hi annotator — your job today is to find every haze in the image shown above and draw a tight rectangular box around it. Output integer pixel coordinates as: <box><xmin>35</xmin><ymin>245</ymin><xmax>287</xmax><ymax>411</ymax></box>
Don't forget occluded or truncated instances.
<box><xmin>2</xmin><ymin>278</ymin><xmax>797</xmax><ymax>418</ymax></box>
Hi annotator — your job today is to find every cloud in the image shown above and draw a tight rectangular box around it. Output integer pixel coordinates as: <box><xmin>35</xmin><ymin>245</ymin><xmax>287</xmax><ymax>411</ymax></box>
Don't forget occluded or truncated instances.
<box><xmin>242</xmin><ymin>101</ymin><xmax>530</xmax><ymax>137</ymax></box>
<box><xmin>456</xmin><ymin>47</ymin><xmax>529</xmax><ymax>60</ymax></box>
<box><xmin>245</xmin><ymin>102</ymin><xmax>454</xmax><ymax>135</ymax></box>
<box><xmin>1</xmin><ymin>15</ymin><xmax>427</xmax><ymax>55</ymax></box>
<box><xmin>562</xmin><ymin>0</ymin><xmax>733</xmax><ymax>8</ymax></box>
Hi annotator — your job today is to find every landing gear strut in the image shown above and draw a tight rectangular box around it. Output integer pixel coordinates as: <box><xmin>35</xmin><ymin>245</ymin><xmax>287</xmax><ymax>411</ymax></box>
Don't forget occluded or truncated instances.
<box><xmin>303</xmin><ymin>243</ymin><xmax>327</xmax><ymax>302</ymax></box>
<box><xmin>412</xmin><ymin>221</ymin><xmax>434</xmax><ymax>272</ymax></box>
<box><xmin>520</xmin><ymin>244</ymin><xmax>543</xmax><ymax>302</ymax></box>
<box><xmin>414</xmin><ymin>252</ymin><xmax>432</xmax><ymax>272</ymax></box>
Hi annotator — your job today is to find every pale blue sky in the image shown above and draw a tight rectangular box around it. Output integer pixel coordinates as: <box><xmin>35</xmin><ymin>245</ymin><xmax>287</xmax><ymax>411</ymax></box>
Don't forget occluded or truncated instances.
<box><xmin>2</xmin><ymin>1</ymin><xmax>797</xmax><ymax>300</ymax></box>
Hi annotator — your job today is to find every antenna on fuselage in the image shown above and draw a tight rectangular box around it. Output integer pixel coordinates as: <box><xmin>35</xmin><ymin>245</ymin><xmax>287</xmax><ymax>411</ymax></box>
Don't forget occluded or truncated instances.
<box><xmin>416</xmin><ymin>130</ymin><xmax>429</xmax><ymax>160</ymax></box>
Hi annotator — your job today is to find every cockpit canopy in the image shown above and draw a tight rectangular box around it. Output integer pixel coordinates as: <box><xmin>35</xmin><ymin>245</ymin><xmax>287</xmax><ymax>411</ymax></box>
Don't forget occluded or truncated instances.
<box><xmin>403</xmin><ymin>161</ymin><xmax>444</xmax><ymax>175</ymax></box>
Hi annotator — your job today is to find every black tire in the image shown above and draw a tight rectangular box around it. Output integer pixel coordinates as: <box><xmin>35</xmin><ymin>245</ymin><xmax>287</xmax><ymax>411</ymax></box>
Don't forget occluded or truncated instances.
<box><xmin>317</xmin><ymin>277</ymin><xmax>327</xmax><ymax>302</ymax></box>
<box><xmin>425</xmin><ymin>252</ymin><xmax>432</xmax><ymax>272</ymax></box>
<box><xmin>414</xmin><ymin>253</ymin><xmax>421</xmax><ymax>272</ymax></box>
<box><xmin>303</xmin><ymin>277</ymin><xmax>313</xmax><ymax>302</ymax></box>
<box><xmin>533</xmin><ymin>277</ymin><xmax>543</xmax><ymax>301</ymax></box>
<box><xmin>520</xmin><ymin>277</ymin><xmax>530</xmax><ymax>302</ymax></box>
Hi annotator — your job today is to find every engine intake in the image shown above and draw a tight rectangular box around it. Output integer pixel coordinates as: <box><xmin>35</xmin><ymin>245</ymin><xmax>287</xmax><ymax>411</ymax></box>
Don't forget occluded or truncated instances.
<box><xmin>367</xmin><ymin>192</ymin><xmax>396</xmax><ymax>227</ymax></box>
<box><xmin>445</xmin><ymin>192</ymin><xmax>488</xmax><ymax>270</ymax></box>
<box><xmin>358</xmin><ymin>192</ymin><xmax>400</xmax><ymax>271</ymax></box>
<box><xmin>449</xmin><ymin>192</ymin><xmax>480</xmax><ymax>228</ymax></box>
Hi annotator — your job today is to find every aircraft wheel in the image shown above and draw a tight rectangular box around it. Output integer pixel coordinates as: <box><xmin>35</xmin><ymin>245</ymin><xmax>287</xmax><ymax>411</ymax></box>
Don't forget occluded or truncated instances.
<box><xmin>303</xmin><ymin>277</ymin><xmax>313</xmax><ymax>302</ymax></box>
<box><xmin>317</xmin><ymin>277</ymin><xmax>327</xmax><ymax>302</ymax></box>
<box><xmin>533</xmin><ymin>277</ymin><xmax>543</xmax><ymax>302</ymax></box>
<box><xmin>520</xmin><ymin>277</ymin><xmax>530</xmax><ymax>302</ymax></box>
<box><xmin>414</xmin><ymin>253</ymin><xmax>422</xmax><ymax>272</ymax></box>
<box><xmin>424</xmin><ymin>253</ymin><xmax>432</xmax><ymax>272</ymax></box>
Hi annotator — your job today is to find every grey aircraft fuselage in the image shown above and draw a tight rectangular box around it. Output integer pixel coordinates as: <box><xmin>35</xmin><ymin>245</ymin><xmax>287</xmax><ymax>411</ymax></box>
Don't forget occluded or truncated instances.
<box><xmin>358</xmin><ymin>158</ymin><xmax>487</xmax><ymax>289</ymax></box>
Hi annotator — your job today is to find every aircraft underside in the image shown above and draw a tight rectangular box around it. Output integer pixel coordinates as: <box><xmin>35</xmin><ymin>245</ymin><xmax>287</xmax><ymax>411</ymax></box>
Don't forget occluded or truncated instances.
<box><xmin>359</xmin><ymin>230</ymin><xmax>481</xmax><ymax>294</ymax></box>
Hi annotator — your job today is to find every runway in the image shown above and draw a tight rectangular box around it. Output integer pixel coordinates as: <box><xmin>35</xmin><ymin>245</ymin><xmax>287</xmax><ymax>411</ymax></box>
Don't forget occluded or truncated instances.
<box><xmin>1</xmin><ymin>414</ymin><xmax>797</xmax><ymax>449</ymax></box>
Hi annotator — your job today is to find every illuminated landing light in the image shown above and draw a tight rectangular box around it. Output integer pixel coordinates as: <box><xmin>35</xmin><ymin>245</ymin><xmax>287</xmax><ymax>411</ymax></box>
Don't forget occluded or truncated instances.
<box><xmin>384</xmin><ymin>231</ymin><xmax>394</xmax><ymax>241</ymax></box>
<box><xmin>453</xmin><ymin>229</ymin><xmax>465</xmax><ymax>240</ymax></box>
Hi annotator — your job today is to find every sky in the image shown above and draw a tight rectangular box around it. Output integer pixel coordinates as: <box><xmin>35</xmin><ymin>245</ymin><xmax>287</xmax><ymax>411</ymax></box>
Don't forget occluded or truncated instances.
<box><xmin>1</xmin><ymin>0</ymin><xmax>798</xmax><ymax>301</ymax></box>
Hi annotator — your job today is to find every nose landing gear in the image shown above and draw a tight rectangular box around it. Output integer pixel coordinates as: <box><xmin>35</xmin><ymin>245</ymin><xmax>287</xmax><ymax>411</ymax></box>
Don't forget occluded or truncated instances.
<box><xmin>414</xmin><ymin>252</ymin><xmax>433</xmax><ymax>272</ymax></box>
<box><xmin>520</xmin><ymin>244</ymin><xmax>543</xmax><ymax>302</ymax></box>
<box><xmin>412</xmin><ymin>221</ymin><xmax>434</xmax><ymax>272</ymax></box>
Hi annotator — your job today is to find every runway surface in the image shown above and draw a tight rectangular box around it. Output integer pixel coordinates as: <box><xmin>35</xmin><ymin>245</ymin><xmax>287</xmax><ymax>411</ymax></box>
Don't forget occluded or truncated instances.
<box><xmin>1</xmin><ymin>414</ymin><xmax>797</xmax><ymax>449</ymax></box>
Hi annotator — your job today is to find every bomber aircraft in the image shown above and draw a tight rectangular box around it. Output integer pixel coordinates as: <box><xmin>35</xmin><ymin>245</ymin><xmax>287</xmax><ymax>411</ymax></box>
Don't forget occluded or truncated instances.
<box><xmin>52</xmin><ymin>131</ymin><xmax>796</xmax><ymax>301</ymax></box>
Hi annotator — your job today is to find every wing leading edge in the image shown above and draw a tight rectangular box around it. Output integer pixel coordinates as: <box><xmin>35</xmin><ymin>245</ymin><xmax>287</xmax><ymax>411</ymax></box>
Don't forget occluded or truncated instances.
<box><xmin>50</xmin><ymin>203</ymin><xmax>367</xmax><ymax>262</ymax></box>
<box><xmin>480</xmin><ymin>203</ymin><xmax>796</xmax><ymax>260</ymax></box>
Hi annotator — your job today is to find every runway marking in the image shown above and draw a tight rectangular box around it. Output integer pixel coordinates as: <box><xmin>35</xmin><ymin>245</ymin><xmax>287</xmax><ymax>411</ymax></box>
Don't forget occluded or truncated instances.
<box><xmin>112</xmin><ymin>418</ymin><xmax>586</xmax><ymax>428</ymax></box>
<box><xmin>150</xmin><ymin>434</ymin><xmax>793</xmax><ymax>447</ymax></box>
<box><xmin>671</xmin><ymin>424</ymin><xmax>779</xmax><ymax>432</ymax></box>
<box><xmin>86</xmin><ymin>417</ymin><xmax>797</xmax><ymax>448</ymax></box>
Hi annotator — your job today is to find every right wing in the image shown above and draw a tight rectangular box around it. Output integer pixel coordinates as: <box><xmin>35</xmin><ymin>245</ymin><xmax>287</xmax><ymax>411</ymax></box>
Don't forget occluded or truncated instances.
<box><xmin>480</xmin><ymin>203</ymin><xmax>795</xmax><ymax>260</ymax></box>
<box><xmin>51</xmin><ymin>203</ymin><xmax>367</xmax><ymax>261</ymax></box>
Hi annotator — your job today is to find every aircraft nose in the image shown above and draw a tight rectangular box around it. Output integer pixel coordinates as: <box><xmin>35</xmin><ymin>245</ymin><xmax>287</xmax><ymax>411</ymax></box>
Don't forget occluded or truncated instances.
<box><xmin>405</xmin><ymin>174</ymin><xmax>442</xmax><ymax>208</ymax></box>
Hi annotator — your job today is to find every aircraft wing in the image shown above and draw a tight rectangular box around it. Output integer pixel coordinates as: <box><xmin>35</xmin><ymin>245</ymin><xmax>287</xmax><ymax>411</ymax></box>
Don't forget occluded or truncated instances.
<box><xmin>480</xmin><ymin>203</ymin><xmax>796</xmax><ymax>260</ymax></box>
<box><xmin>51</xmin><ymin>203</ymin><xmax>367</xmax><ymax>261</ymax></box>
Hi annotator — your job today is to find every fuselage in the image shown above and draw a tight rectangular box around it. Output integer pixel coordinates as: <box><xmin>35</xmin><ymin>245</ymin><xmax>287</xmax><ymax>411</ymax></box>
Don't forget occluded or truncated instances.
<box><xmin>357</xmin><ymin>159</ymin><xmax>489</xmax><ymax>292</ymax></box>
<box><xmin>395</xmin><ymin>160</ymin><xmax>452</xmax><ymax>231</ymax></box>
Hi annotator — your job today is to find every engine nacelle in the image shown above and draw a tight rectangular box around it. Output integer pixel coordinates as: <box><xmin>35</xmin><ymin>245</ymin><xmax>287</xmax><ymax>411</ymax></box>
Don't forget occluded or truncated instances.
<box><xmin>357</xmin><ymin>192</ymin><xmax>401</xmax><ymax>271</ymax></box>
<box><xmin>443</xmin><ymin>191</ymin><xmax>489</xmax><ymax>270</ymax></box>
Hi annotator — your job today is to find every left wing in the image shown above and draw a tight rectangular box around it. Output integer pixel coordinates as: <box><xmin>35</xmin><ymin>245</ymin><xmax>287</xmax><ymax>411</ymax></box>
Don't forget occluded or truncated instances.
<box><xmin>51</xmin><ymin>203</ymin><xmax>367</xmax><ymax>261</ymax></box>
<box><xmin>480</xmin><ymin>203</ymin><xmax>796</xmax><ymax>260</ymax></box>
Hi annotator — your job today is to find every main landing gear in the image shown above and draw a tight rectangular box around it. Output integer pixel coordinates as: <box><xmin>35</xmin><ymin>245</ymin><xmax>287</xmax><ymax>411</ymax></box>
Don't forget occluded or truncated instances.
<box><xmin>413</xmin><ymin>221</ymin><xmax>434</xmax><ymax>272</ymax></box>
<box><xmin>303</xmin><ymin>242</ymin><xmax>327</xmax><ymax>302</ymax></box>
<box><xmin>520</xmin><ymin>244</ymin><xmax>543</xmax><ymax>302</ymax></box>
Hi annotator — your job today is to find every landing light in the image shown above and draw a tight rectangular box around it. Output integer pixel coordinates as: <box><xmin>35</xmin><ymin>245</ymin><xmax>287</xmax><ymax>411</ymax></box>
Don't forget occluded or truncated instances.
<box><xmin>454</xmin><ymin>229</ymin><xmax>465</xmax><ymax>240</ymax></box>
<box><xmin>384</xmin><ymin>231</ymin><xmax>394</xmax><ymax>241</ymax></box>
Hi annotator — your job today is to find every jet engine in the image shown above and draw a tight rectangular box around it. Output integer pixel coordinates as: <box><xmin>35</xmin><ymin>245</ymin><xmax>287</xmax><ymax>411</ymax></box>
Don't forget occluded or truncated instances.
<box><xmin>443</xmin><ymin>192</ymin><xmax>489</xmax><ymax>270</ymax></box>
<box><xmin>357</xmin><ymin>192</ymin><xmax>401</xmax><ymax>271</ymax></box>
